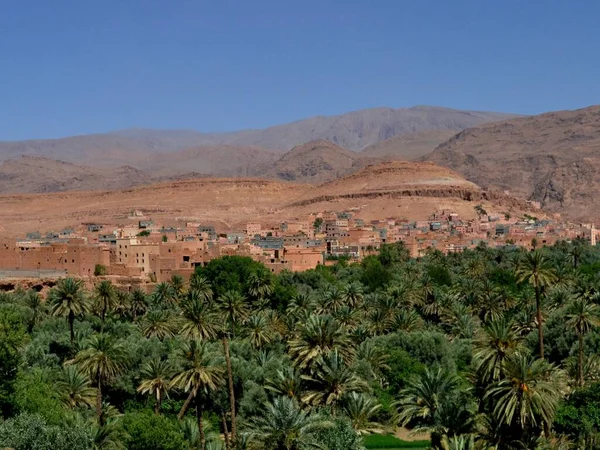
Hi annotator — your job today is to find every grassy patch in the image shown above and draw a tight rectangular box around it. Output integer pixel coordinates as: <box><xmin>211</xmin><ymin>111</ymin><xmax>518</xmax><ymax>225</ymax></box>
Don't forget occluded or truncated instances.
<box><xmin>363</xmin><ymin>433</ymin><xmax>430</xmax><ymax>449</ymax></box>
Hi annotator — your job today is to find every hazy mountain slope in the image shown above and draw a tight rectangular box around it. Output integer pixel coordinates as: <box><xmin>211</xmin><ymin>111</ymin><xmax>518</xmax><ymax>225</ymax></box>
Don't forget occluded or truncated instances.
<box><xmin>109</xmin><ymin>128</ymin><xmax>211</xmax><ymax>151</ymax></box>
<box><xmin>156</xmin><ymin>106</ymin><xmax>519</xmax><ymax>151</ymax></box>
<box><xmin>0</xmin><ymin>107</ymin><xmax>518</xmax><ymax>168</ymax></box>
<box><xmin>0</xmin><ymin>134</ymin><xmax>164</xmax><ymax>166</ymax></box>
<box><xmin>141</xmin><ymin>145</ymin><xmax>283</xmax><ymax>177</ymax></box>
<box><xmin>0</xmin><ymin>156</ymin><xmax>154</xmax><ymax>193</ymax></box>
<box><xmin>427</xmin><ymin>105</ymin><xmax>600</xmax><ymax>219</ymax></box>
<box><xmin>262</xmin><ymin>140</ymin><xmax>367</xmax><ymax>183</ymax></box>
<box><xmin>360</xmin><ymin>130</ymin><xmax>457</xmax><ymax>160</ymax></box>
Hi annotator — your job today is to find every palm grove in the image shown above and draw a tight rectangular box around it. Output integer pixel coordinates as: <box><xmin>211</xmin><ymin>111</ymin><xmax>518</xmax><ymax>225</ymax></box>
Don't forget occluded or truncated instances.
<box><xmin>1</xmin><ymin>240</ymin><xmax>600</xmax><ymax>449</ymax></box>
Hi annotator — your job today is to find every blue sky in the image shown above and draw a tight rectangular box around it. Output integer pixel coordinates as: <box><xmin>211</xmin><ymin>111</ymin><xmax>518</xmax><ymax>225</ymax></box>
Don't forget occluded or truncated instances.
<box><xmin>1</xmin><ymin>0</ymin><xmax>599</xmax><ymax>140</ymax></box>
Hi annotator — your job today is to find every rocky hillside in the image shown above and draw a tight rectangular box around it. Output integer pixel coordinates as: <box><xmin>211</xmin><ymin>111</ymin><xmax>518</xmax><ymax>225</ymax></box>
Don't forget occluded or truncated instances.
<box><xmin>263</xmin><ymin>140</ymin><xmax>367</xmax><ymax>183</ymax></box>
<box><xmin>427</xmin><ymin>105</ymin><xmax>600</xmax><ymax>219</ymax></box>
<box><xmin>139</xmin><ymin>145</ymin><xmax>283</xmax><ymax>177</ymax></box>
<box><xmin>360</xmin><ymin>130</ymin><xmax>457</xmax><ymax>160</ymax></box>
<box><xmin>287</xmin><ymin>160</ymin><xmax>538</xmax><ymax>219</ymax></box>
<box><xmin>0</xmin><ymin>156</ymin><xmax>154</xmax><ymax>193</ymax></box>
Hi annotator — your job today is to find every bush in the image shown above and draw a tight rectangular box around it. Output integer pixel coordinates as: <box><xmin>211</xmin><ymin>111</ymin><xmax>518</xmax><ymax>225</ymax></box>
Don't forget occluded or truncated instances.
<box><xmin>13</xmin><ymin>369</ymin><xmax>65</xmax><ymax>425</ymax></box>
<box><xmin>313</xmin><ymin>418</ymin><xmax>365</xmax><ymax>450</ymax></box>
<box><xmin>94</xmin><ymin>264</ymin><xmax>107</xmax><ymax>276</ymax></box>
<box><xmin>0</xmin><ymin>412</ymin><xmax>92</xmax><ymax>450</ymax></box>
<box><xmin>0</xmin><ymin>308</ymin><xmax>26</xmax><ymax>416</ymax></box>
<box><xmin>122</xmin><ymin>411</ymin><xmax>186</xmax><ymax>450</ymax></box>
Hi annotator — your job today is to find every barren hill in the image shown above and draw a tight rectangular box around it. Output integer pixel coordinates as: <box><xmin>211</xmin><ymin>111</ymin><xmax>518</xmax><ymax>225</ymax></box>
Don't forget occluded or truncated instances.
<box><xmin>0</xmin><ymin>134</ymin><xmax>166</xmax><ymax>166</ymax></box>
<box><xmin>360</xmin><ymin>130</ymin><xmax>457</xmax><ymax>160</ymax></box>
<box><xmin>427</xmin><ymin>105</ymin><xmax>600</xmax><ymax>219</ymax></box>
<box><xmin>0</xmin><ymin>162</ymin><xmax>538</xmax><ymax>238</ymax></box>
<box><xmin>0</xmin><ymin>156</ymin><xmax>154</xmax><ymax>193</ymax></box>
<box><xmin>263</xmin><ymin>140</ymin><xmax>367</xmax><ymax>183</ymax></box>
<box><xmin>139</xmin><ymin>145</ymin><xmax>283</xmax><ymax>178</ymax></box>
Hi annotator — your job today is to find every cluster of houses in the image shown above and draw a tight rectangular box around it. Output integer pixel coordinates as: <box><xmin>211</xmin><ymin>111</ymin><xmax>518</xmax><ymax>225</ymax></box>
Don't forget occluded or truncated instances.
<box><xmin>0</xmin><ymin>207</ymin><xmax>597</xmax><ymax>282</ymax></box>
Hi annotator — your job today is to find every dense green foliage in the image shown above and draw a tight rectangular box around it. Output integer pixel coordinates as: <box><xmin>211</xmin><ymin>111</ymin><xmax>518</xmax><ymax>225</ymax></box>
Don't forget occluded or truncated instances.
<box><xmin>2</xmin><ymin>243</ymin><xmax>600</xmax><ymax>449</ymax></box>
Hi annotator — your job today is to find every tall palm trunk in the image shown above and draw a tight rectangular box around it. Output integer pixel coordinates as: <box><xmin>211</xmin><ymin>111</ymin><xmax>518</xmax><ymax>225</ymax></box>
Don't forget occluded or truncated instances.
<box><xmin>154</xmin><ymin>390</ymin><xmax>161</xmax><ymax>415</ymax></box>
<box><xmin>101</xmin><ymin>306</ymin><xmax>106</xmax><ymax>332</ymax></box>
<box><xmin>97</xmin><ymin>378</ymin><xmax>103</xmax><ymax>425</ymax></box>
<box><xmin>196</xmin><ymin>398</ymin><xmax>205</xmax><ymax>450</ymax></box>
<box><xmin>222</xmin><ymin>337</ymin><xmax>237</xmax><ymax>439</ymax></box>
<box><xmin>178</xmin><ymin>386</ymin><xmax>197</xmax><ymax>420</ymax></box>
<box><xmin>68</xmin><ymin>311</ymin><xmax>75</xmax><ymax>345</ymax></box>
<box><xmin>535</xmin><ymin>285</ymin><xmax>544</xmax><ymax>359</ymax></box>
<box><xmin>221</xmin><ymin>412</ymin><xmax>231</xmax><ymax>450</ymax></box>
<box><xmin>578</xmin><ymin>331</ymin><xmax>584</xmax><ymax>387</ymax></box>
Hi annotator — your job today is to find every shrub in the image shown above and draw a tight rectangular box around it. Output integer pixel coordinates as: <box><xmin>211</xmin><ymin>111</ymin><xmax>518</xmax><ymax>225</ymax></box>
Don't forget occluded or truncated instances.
<box><xmin>313</xmin><ymin>418</ymin><xmax>365</xmax><ymax>450</ymax></box>
<box><xmin>0</xmin><ymin>412</ymin><xmax>92</xmax><ymax>450</ymax></box>
<box><xmin>94</xmin><ymin>264</ymin><xmax>107</xmax><ymax>276</ymax></box>
<box><xmin>122</xmin><ymin>411</ymin><xmax>186</xmax><ymax>450</ymax></box>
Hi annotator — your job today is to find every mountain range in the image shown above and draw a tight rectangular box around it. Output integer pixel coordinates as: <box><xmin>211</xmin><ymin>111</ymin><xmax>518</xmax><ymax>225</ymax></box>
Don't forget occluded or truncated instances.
<box><xmin>4</xmin><ymin>104</ymin><xmax>600</xmax><ymax>220</ymax></box>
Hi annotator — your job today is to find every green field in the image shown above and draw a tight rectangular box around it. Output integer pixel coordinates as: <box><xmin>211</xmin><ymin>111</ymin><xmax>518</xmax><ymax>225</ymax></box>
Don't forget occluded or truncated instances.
<box><xmin>363</xmin><ymin>433</ymin><xmax>430</xmax><ymax>449</ymax></box>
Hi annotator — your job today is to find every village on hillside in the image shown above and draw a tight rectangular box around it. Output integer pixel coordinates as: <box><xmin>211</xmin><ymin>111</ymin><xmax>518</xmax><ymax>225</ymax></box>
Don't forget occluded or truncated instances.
<box><xmin>0</xmin><ymin>205</ymin><xmax>597</xmax><ymax>283</ymax></box>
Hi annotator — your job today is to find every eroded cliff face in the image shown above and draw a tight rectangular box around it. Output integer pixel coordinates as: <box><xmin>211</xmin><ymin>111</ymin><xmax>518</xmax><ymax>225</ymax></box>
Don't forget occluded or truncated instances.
<box><xmin>287</xmin><ymin>186</ymin><xmax>534</xmax><ymax>212</ymax></box>
<box><xmin>427</xmin><ymin>106</ymin><xmax>600</xmax><ymax>220</ymax></box>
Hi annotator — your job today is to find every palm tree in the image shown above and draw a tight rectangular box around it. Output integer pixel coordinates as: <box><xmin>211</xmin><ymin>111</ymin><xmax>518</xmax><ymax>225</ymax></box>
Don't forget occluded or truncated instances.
<box><xmin>247</xmin><ymin>270</ymin><xmax>274</xmax><ymax>305</ymax></box>
<box><xmin>389</xmin><ymin>309</ymin><xmax>423</xmax><ymax>333</ymax></box>
<box><xmin>246</xmin><ymin>396</ymin><xmax>331</xmax><ymax>450</ymax></box>
<box><xmin>485</xmin><ymin>352</ymin><xmax>565</xmax><ymax>443</ymax></box>
<box><xmin>340</xmin><ymin>392</ymin><xmax>382</xmax><ymax>435</ymax></box>
<box><xmin>89</xmin><ymin>418</ymin><xmax>127</xmax><ymax>450</ymax></box>
<box><xmin>320</xmin><ymin>285</ymin><xmax>345</xmax><ymax>313</ymax></box>
<box><xmin>94</xmin><ymin>280</ymin><xmax>116</xmax><ymax>331</ymax></box>
<box><xmin>24</xmin><ymin>289</ymin><xmax>45</xmax><ymax>333</ymax></box>
<box><xmin>69</xmin><ymin>333</ymin><xmax>128</xmax><ymax>424</ymax></box>
<box><xmin>473</xmin><ymin>317</ymin><xmax>524</xmax><ymax>385</ymax></box>
<box><xmin>288</xmin><ymin>315</ymin><xmax>351</xmax><ymax>369</ymax></box>
<box><xmin>48</xmin><ymin>277</ymin><xmax>90</xmax><ymax>345</ymax></box>
<box><xmin>138</xmin><ymin>358</ymin><xmax>174</xmax><ymax>414</ymax></box>
<box><xmin>245</xmin><ymin>314</ymin><xmax>274</xmax><ymax>349</ymax></box>
<box><xmin>153</xmin><ymin>281</ymin><xmax>176</xmax><ymax>306</ymax></box>
<box><xmin>441</xmin><ymin>435</ymin><xmax>477</xmax><ymax>450</ymax></box>
<box><xmin>171</xmin><ymin>340</ymin><xmax>224</xmax><ymax>450</ymax></box>
<box><xmin>341</xmin><ymin>282</ymin><xmax>364</xmax><ymax>308</ymax></box>
<box><xmin>565</xmin><ymin>296</ymin><xmax>600</xmax><ymax>386</ymax></box>
<box><xmin>354</xmin><ymin>340</ymin><xmax>390</xmax><ymax>385</ymax></box>
<box><xmin>216</xmin><ymin>290</ymin><xmax>250</xmax><ymax>337</ymax></box>
<box><xmin>265</xmin><ymin>366</ymin><xmax>304</xmax><ymax>400</ymax></box>
<box><xmin>113</xmin><ymin>289</ymin><xmax>131</xmax><ymax>320</ymax></box>
<box><xmin>56</xmin><ymin>365</ymin><xmax>96</xmax><ymax>409</ymax></box>
<box><xmin>301</xmin><ymin>350</ymin><xmax>369</xmax><ymax>409</ymax></box>
<box><xmin>170</xmin><ymin>274</ymin><xmax>187</xmax><ymax>301</ymax></box>
<box><xmin>189</xmin><ymin>273</ymin><xmax>213</xmax><ymax>302</ymax></box>
<box><xmin>515</xmin><ymin>250</ymin><xmax>557</xmax><ymax>358</ymax></box>
<box><xmin>395</xmin><ymin>367</ymin><xmax>463</xmax><ymax>448</ymax></box>
<box><xmin>140</xmin><ymin>309</ymin><xmax>176</xmax><ymax>340</ymax></box>
<box><xmin>129</xmin><ymin>288</ymin><xmax>148</xmax><ymax>321</ymax></box>
<box><xmin>215</xmin><ymin>289</ymin><xmax>250</xmax><ymax>440</ymax></box>
<box><xmin>180</xmin><ymin>291</ymin><xmax>218</xmax><ymax>341</ymax></box>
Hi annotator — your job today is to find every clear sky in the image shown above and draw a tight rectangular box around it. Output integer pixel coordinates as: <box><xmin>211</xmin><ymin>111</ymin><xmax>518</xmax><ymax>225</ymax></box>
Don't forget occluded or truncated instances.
<box><xmin>1</xmin><ymin>0</ymin><xmax>599</xmax><ymax>140</ymax></box>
